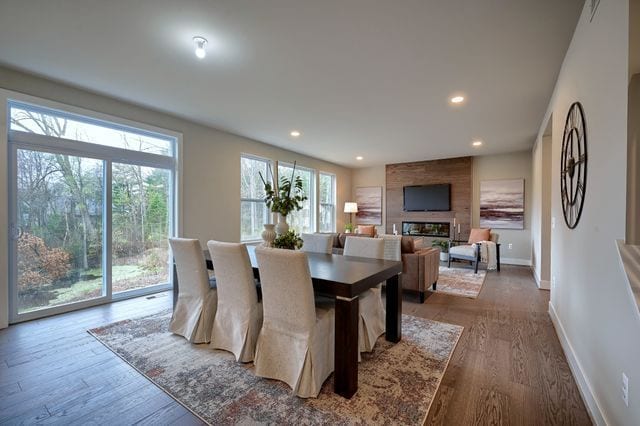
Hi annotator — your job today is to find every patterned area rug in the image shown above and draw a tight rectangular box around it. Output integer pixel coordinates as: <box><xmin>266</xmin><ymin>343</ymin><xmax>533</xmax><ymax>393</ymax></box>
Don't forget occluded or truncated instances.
<box><xmin>89</xmin><ymin>311</ymin><xmax>463</xmax><ymax>425</ymax></box>
<box><xmin>436</xmin><ymin>266</ymin><xmax>487</xmax><ymax>298</ymax></box>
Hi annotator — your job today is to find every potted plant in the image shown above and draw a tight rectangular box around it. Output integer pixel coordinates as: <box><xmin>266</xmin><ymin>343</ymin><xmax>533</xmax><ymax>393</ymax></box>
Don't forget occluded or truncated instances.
<box><xmin>273</xmin><ymin>230</ymin><xmax>304</xmax><ymax>250</ymax></box>
<box><xmin>344</xmin><ymin>223</ymin><xmax>355</xmax><ymax>233</ymax></box>
<box><xmin>259</xmin><ymin>161</ymin><xmax>308</xmax><ymax>236</ymax></box>
<box><xmin>431</xmin><ymin>239</ymin><xmax>450</xmax><ymax>262</ymax></box>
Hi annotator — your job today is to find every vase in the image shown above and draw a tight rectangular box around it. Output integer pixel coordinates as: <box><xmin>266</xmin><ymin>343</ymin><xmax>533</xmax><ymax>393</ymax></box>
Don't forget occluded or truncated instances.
<box><xmin>275</xmin><ymin>213</ymin><xmax>289</xmax><ymax>236</ymax></box>
<box><xmin>440</xmin><ymin>252</ymin><xmax>449</xmax><ymax>262</ymax></box>
<box><xmin>261</xmin><ymin>224</ymin><xmax>276</xmax><ymax>247</ymax></box>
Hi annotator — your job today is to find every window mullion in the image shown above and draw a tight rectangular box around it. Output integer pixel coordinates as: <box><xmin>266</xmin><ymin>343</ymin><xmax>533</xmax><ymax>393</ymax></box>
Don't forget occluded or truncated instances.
<box><xmin>104</xmin><ymin>160</ymin><xmax>113</xmax><ymax>300</ymax></box>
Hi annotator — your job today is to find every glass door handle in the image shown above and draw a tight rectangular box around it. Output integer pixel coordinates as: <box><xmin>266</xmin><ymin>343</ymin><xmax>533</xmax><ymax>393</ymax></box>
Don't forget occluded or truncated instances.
<box><xmin>10</xmin><ymin>224</ymin><xmax>23</xmax><ymax>240</ymax></box>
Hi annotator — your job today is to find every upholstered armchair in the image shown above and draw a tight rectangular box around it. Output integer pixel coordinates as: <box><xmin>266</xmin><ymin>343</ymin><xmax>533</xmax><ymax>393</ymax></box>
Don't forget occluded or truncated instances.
<box><xmin>448</xmin><ymin>229</ymin><xmax>500</xmax><ymax>273</ymax></box>
<box><xmin>400</xmin><ymin>237</ymin><xmax>439</xmax><ymax>303</ymax></box>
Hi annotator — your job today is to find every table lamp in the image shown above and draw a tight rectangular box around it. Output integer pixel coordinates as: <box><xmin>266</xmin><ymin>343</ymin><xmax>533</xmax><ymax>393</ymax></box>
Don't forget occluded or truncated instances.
<box><xmin>344</xmin><ymin>202</ymin><xmax>358</xmax><ymax>233</ymax></box>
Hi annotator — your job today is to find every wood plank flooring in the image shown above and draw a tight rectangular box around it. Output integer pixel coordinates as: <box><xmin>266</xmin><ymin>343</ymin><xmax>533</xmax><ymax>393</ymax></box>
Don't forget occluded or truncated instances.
<box><xmin>0</xmin><ymin>266</ymin><xmax>591</xmax><ymax>425</ymax></box>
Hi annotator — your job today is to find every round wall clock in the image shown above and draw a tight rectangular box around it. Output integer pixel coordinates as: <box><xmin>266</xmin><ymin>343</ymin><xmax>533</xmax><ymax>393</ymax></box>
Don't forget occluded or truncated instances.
<box><xmin>560</xmin><ymin>101</ymin><xmax>588</xmax><ymax>229</ymax></box>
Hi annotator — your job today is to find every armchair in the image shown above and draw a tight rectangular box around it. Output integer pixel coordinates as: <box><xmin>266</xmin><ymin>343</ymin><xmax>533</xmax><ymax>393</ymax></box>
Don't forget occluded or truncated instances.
<box><xmin>448</xmin><ymin>229</ymin><xmax>500</xmax><ymax>273</ymax></box>
<box><xmin>400</xmin><ymin>237</ymin><xmax>439</xmax><ymax>303</ymax></box>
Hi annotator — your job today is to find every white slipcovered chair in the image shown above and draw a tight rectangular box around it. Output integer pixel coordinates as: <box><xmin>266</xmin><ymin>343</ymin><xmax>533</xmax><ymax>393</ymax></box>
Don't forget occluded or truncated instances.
<box><xmin>169</xmin><ymin>238</ymin><xmax>217</xmax><ymax>343</ymax></box>
<box><xmin>378</xmin><ymin>234</ymin><xmax>402</xmax><ymax>261</ymax></box>
<box><xmin>207</xmin><ymin>241</ymin><xmax>263</xmax><ymax>363</ymax></box>
<box><xmin>300</xmin><ymin>233</ymin><xmax>333</xmax><ymax>254</ymax></box>
<box><xmin>343</xmin><ymin>237</ymin><xmax>386</xmax><ymax>353</ymax></box>
<box><xmin>254</xmin><ymin>247</ymin><xmax>335</xmax><ymax>398</ymax></box>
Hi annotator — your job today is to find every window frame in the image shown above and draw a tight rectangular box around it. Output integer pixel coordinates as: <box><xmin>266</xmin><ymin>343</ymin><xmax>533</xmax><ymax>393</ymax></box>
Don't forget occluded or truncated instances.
<box><xmin>5</xmin><ymin>92</ymin><xmax>182</xmax><ymax>323</ymax></box>
<box><xmin>240</xmin><ymin>153</ymin><xmax>273</xmax><ymax>242</ymax></box>
<box><xmin>319</xmin><ymin>171</ymin><xmax>337</xmax><ymax>232</ymax></box>
<box><xmin>276</xmin><ymin>161</ymin><xmax>316</xmax><ymax>234</ymax></box>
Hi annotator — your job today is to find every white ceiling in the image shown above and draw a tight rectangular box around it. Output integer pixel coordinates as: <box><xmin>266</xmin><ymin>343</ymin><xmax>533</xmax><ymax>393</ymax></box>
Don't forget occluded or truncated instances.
<box><xmin>0</xmin><ymin>0</ymin><xmax>583</xmax><ymax>167</ymax></box>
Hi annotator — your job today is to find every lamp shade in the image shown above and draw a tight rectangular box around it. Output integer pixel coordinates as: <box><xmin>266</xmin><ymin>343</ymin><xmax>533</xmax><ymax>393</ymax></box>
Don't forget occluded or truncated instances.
<box><xmin>344</xmin><ymin>202</ymin><xmax>358</xmax><ymax>213</ymax></box>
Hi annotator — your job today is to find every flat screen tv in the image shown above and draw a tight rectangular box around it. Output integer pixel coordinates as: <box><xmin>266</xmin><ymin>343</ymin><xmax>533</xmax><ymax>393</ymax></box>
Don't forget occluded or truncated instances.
<box><xmin>403</xmin><ymin>184</ymin><xmax>451</xmax><ymax>211</ymax></box>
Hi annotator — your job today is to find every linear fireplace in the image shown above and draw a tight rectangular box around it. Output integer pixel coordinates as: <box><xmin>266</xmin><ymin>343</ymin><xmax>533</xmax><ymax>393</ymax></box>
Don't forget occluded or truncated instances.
<box><xmin>402</xmin><ymin>221</ymin><xmax>450</xmax><ymax>238</ymax></box>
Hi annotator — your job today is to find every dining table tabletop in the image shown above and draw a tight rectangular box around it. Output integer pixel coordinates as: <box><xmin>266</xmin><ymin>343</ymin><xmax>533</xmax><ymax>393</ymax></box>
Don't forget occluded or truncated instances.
<box><xmin>173</xmin><ymin>245</ymin><xmax>403</xmax><ymax>399</ymax></box>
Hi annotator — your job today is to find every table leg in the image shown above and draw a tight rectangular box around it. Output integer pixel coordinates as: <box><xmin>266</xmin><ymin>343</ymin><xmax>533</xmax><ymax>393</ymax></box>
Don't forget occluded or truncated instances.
<box><xmin>386</xmin><ymin>274</ymin><xmax>402</xmax><ymax>343</ymax></box>
<box><xmin>172</xmin><ymin>261</ymin><xmax>178</xmax><ymax>310</ymax></box>
<box><xmin>334</xmin><ymin>295</ymin><xmax>359</xmax><ymax>399</ymax></box>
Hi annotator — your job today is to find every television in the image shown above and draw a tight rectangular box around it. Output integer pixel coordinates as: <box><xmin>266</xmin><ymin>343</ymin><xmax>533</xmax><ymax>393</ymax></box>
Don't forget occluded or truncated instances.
<box><xmin>403</xmin><ymin>184</ymin><xmax>451</xmax><ymax>211</ymax></box>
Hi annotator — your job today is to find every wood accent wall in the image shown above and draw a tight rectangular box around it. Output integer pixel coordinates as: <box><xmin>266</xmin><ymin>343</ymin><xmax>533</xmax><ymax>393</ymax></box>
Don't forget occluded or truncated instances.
<box><xmin>386</xmin><ymin>157</ymin><xmax>472</xmax><ymax>240</ymax></box>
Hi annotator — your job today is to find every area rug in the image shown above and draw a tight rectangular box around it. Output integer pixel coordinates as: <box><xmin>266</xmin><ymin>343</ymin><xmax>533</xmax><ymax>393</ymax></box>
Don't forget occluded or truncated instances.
<box><xmin>89</xmin><ymin>311</ymin><xmax>463</xmax><ymax>425</ymax></box>
<box><xmin>436</xmin><ymin>266</ymin><xmax>487</xmax><ymax>298</ymax></box>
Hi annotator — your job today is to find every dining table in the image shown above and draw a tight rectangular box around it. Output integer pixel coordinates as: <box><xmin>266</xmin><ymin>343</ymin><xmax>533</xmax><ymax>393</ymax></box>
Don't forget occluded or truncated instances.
<box><xmin>173</xmin><ymin>245</ymin><xmax>403</xmax><ymax>399</ymax></box>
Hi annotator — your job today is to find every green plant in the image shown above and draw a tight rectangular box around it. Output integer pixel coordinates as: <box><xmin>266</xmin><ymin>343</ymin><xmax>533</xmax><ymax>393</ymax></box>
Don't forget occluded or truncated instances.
<box><xmin>345</xmin><ymin>223</ymin><xmax>355</xmax><ymax>233</ymax></box>
<box><xmin>431</xmin><ymin>239</ymin><xmax>449</xmax><ymax>253</ymax></box>
<box><xmin>259</xmin><ymin>162</ymin><xmax>308</xmax><ymax>217</ymax></box>
<box><xmin>273</xmin><ymin>230</ymin><xmax>304</xmax><ymax>250</ymax></box>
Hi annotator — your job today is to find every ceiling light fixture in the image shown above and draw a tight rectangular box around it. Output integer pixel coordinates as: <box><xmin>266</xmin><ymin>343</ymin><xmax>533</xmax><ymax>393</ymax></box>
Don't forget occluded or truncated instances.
<box><xmin>193</xmin><ymin>36</ymin><xmax>208</xmax><ymax>59</ymax></box>
<box><xmin>472</xmin><ymin>140</ymin><xmax>483</xmax><ymax>147</ymax></box>
<box><xmin>356</xmin><ymin>156</ymin><xmax>363</xmax><ymax>161</ymax></box>
<box><xmin>450</xmin><ymin>95</ymin><xmax>465</xmax><ymax>104</ymax></box>
<box><xmin>290</xmin><ymin>130</ymin><xmax>301</xmax><ymax>137</ymax></box>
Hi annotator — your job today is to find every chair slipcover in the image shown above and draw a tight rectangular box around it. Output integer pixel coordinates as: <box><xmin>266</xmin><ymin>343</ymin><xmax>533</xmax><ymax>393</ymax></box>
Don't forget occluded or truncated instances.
<box><xmin>169</xmin><ymin>238</ymin><xmax>217</xmax><ymax>343</ymax></box>
<box><xmin>254</xmin><ymin>247</ymin><xmax>335</xmax><ymax>398</ymax></box>
<box><xmin>378</xmin><ymin>234</ymin><xmax>402</xmax><ymax>261</ymax></box>
<box><xmin>343</xmin><ymin>237</ymin><xmax>386</xmax><ymax>353</ymax></box>
<box><xmin>207</xmin><ymin>241</ymin><xmax>263</xmax><ymax>362</ymax></box>
<box><xmin>300</xmin><ymin>233</ymin><xmax>333</xmax><ymax>254</ymax></box>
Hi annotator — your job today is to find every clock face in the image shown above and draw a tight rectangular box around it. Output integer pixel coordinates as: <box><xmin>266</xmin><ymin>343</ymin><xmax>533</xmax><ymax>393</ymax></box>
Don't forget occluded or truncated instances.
<box><xmin>560</xmin><ymin>102</ymin><xmax>587</xmax><ymax>229</ymax></box>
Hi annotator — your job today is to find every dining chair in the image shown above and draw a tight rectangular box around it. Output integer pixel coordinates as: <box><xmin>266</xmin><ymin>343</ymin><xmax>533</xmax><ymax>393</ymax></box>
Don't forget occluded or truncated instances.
<box><xmin>168</xmin><ymin>238</ymin><xmax>217</xmax><ymax>343</ymax></box>
<box><xmin>300</xmin><ymin>233</ymin><xmax>333</xmax><ymax>254</ymax></box>
<box><xmin>254</xmin><ymin>247</ymin><xmax>335</xmax><ymax>398</ymax></box>
<box><xmin>343</xmin><ymin>236</ymin><xmax>386</xmax><ymax>354</ymax></box>
<box><xmin>207</xmin><ymin>241</ymin><xmax>263</xmax><ymax>363</ymax></box>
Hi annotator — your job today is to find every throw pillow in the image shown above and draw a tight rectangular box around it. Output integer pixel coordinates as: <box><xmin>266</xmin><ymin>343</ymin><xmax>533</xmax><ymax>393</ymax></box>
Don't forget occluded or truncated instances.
<box><xmin>468</xmin><ymin>228</ymin><xmax>491</xmax><ymax>244</ymax></box>
<box><xmin>357</xmin><ymin>225</ymin><xmax>376</xmax><ymax>236</ymax></box>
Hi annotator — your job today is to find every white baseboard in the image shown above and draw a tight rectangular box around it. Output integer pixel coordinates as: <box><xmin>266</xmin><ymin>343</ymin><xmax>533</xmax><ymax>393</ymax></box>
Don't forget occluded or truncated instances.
<box><xmin>500</xmin><ymin>257</ymin><xmax>531</xmax><ymax>266</ymax></box>
<box><xmin>548</xmin><ymin>301</ymin><xmax>608</xmax><ymax>425</ymax></box>
<box><xmin>531</xmin><ymin>267</ymin><xmax>551</xmax><ymax>290</ymax></box>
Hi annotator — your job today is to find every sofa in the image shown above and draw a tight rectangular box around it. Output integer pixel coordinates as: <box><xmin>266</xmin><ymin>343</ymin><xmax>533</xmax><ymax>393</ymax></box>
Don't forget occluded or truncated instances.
<box><xmin>322</xmin><ymin>233</ymin><xmax>439</xmax><ymax>303</ymax></box>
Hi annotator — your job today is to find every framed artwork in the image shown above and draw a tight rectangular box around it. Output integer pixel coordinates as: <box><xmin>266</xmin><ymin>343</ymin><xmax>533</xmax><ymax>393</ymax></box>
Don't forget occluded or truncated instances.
<box><xmin>355</xmin><ymin>186</ymin><xmax>382</xmax><ymax>225</ymax></box>
<box><xmin>480</xmin><ymin>179</ymin><xmax>525</xmax><ymax>229</ymax></box>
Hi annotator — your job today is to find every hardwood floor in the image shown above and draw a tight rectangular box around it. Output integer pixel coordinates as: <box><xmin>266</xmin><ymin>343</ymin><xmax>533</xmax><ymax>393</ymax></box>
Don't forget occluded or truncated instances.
<box><xmin>0</xmin><ymin>266</ymin><xmax>591</xmax><ymax>425</ymax></box>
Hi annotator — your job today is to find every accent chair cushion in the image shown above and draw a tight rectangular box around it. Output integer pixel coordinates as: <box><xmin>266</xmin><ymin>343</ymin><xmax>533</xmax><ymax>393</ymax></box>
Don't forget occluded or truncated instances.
<box><xmin>449</xmin><ymin>245</ymin><xmax>476</xmax><ymax>258</ymax></box>
<box><xmin>400</xmin><ymin>236</ymin><xmax>415</xmax><ymax>254</ymax></box>
<box><xmin>468</xmin><ymin>228</ymin><xmax>491</xmax><ymax>244</ymax></box>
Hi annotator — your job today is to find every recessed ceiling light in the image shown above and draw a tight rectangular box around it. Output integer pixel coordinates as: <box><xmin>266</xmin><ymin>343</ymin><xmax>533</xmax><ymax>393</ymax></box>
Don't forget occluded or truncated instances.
<box><xmin>356</xmin><ymin>156</ymin><xmax>363</xmax><ymax>161</ymax></box>
<box><xmin>450</xmin><ymin>95</ymin><xmax>465</xmax><ymax>104</ymax></box>
<box><xmin>193</xmin><ymin>36</ymin><xmax>207</xmax><ymax>59</ymax></box>
<box><xmin>290</xmin><ymin>130</ymin><xmax>301</xmax><ymax>137</ymax></box>
<box><xmin>472</xmin><ymin>140</ymin><xmax>483</xmax><ymax>147</ymax></box>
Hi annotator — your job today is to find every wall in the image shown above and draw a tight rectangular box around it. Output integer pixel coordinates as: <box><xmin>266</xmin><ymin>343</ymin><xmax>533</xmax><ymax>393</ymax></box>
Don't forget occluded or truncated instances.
<box><xmin>351</xmin><ymin>165</ymin><xmax>386</xmax><ymax>234</ymax></box>
<box><xmin>385</xmin><ymin>158</ymin><xmax>472</xmax><ymax>240</ymax></box>
<box><xmin>471</xmin><ymin>151</ymin><xmax>532</xmax><ymax>265</ymax></box>
<box><xmin>0</xmin><ymin>66</ymin><xmax>352</xmax><ymax>328</ymax></box>
<box><xmin>537</xmin><ymin>0</ymin><xmax>640</xmax><ymax>423</ymax></box>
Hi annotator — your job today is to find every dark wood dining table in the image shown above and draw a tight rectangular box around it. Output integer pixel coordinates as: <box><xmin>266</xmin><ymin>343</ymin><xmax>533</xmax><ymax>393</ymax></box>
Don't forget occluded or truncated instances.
<box><xmin>173</xmin><ymin>245</ymin><xmax>403</xmax><ymax>399</ymax></box>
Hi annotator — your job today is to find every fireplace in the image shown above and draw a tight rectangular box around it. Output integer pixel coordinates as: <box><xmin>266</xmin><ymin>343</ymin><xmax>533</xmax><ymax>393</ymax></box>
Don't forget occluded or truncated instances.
<box><xmin>402</xmin><ymin>221</ymin><xmax>450</xmax><ymax>238</ymax></box>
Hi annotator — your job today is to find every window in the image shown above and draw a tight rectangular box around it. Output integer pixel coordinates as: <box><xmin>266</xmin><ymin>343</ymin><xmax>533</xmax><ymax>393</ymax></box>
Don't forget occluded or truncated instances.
<box><xmin>319</xmin><ymin>172</ymin><xmax>336</xmax><ymax>232</ymax></box>
<box><xmin>241</xmin><ymin>155</ymin><xmax>271</xmax><ymax>241</ymax></box>
<box><xmin>8</xmin><ymin>99</ymin><xmax>177</xmax><ymax>321</ymax></box>
<box><xmin>278</xmin><ymin>162</ymin><xmax>315</xmax><ymax>233</ymax></box>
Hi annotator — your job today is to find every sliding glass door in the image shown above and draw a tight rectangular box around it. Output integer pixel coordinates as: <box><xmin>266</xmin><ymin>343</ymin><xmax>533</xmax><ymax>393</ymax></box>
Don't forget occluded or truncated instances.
<box><xmin>8</xmin><ymin>99</ymin><xmax>177</xmax><ymax>322</ymax></box>
<box><xmin>14</xmin><ymin>150</ymin><xmax>106</xmax><ymax>314</ymax></box>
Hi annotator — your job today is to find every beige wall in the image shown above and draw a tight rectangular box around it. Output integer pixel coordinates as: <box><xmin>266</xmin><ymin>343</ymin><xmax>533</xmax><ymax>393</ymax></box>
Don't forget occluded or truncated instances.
<box><xmin>471</xmin><ymin>151</ymin><xmax>532</xmax><ymax>265</ymax></box>
<box><xmin>631</xmin><ymin>0</ymin><xmax>640</xmax><ymax>77</ymax></box>
<box><xmin>0</xmin><ymin>66</ymin><xmax>352</xmax><ymax>328</ymax></box>
<box><xmin>351</xmin><ymin>165</ymin><xmax>386</xmax><ymax>234</ymax></box>
<box><xmin>531</xmin><ymin>136</ymin><xmax>552</xmax><ymax>288</ymax></box>
<box><xmin>537</xmin><ymin>0</ymin><xmax>640</xmax><ymax>423</ymax></box>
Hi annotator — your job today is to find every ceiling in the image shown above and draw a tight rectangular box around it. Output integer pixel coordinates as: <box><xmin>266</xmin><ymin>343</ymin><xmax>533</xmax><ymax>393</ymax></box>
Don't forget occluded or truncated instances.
<box><xmin>0</xmin><ymin>0</ymin><xmax>583</xmax><ymax>167</ymax></box>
